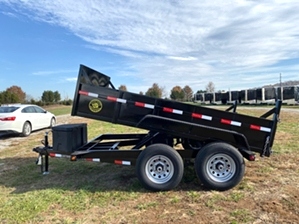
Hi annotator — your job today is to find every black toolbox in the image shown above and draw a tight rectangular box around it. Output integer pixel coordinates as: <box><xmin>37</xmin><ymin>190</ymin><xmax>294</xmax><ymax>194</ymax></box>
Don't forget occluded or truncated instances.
<box><xmin>52</xmin><ymin>123</ymin><xmax>87</xmax><ymax>153</ymax></box>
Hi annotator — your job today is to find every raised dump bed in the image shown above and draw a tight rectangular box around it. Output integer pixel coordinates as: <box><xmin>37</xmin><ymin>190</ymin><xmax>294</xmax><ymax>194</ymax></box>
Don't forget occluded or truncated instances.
<box><xmin>33</xmin><ymin>64</ymin><xmax>282</xmax><ymax>192</ymax></box>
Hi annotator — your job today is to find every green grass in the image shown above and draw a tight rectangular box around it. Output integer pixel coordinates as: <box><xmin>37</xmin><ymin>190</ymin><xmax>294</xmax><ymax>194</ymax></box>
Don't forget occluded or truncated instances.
<box><xmin>230</xmin><ymin>209</ymin><xmax>252</xmax><ymax>223</ymax></box>
<box><xmin>87</xmin><ymin>120</ymin><xmax>145</xmax><ymax>139</ymax></box>
<box><xmin>45</xmin><ymin>105</ymin><xmax>72</xmax><ymax>116</ymax></box>
<box><xmin>0</xmin><ymin>106</ymin><xmax>299</xmax><ymax>223</ymax></box>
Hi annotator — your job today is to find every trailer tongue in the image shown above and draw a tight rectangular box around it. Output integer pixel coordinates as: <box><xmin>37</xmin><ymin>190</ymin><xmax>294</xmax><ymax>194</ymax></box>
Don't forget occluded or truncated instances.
<box><xmin>33</xmin><ymin>64</ymin><xmax>281</xmax><ymax>191</ymax></box>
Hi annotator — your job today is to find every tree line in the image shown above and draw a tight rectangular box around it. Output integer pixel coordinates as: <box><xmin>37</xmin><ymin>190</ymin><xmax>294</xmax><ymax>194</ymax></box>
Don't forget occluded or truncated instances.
<box><xmin>118</xmin><ymin>81</ymin><xmax>216</xmax><ymax>101</ymax></box>
<box><xmin>1</xmin><ymin>81</ymin><xmax>216</xmax><ymax>105</ymax></box>
<box><xmin>119</xmin><ymin>83</ymin><xmax>195</xmax><ymax>101</ymax></box>
<box><xmin>0</xmin><ymin>85</ymin><xmax>72</xmax><ymax>106</ymax></box>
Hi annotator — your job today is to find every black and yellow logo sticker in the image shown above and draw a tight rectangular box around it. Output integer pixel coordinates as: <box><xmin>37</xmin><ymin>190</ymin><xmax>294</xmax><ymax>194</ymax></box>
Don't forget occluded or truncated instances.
<box><xmin>88</xmin><ymin>99</ymin><xmax>103</xmax><ymax>113</ymax></box>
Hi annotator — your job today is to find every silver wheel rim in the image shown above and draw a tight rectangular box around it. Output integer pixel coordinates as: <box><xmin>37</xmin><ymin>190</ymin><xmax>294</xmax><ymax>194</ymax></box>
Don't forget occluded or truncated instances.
<box><xmin>24</xmin><ymin>123</ymin><xmax>31</xmax><ymax>135</ymax></box>
<box><xmin>206</xmin><ymin>153</ymin><xmax>236</xmax><ymax>182</ymax></box>
<box><xmin>145</xmin><ymin>155</ymin><xmax>174</xmax><ymax>184</ymax></box>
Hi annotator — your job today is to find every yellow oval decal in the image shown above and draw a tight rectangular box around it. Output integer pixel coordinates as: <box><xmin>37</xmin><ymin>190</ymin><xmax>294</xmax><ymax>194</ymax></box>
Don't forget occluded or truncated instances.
<box><xmin>88</xmin><ymin>99</ymin><xmax>103</xmax><ymax>113</ymax></box>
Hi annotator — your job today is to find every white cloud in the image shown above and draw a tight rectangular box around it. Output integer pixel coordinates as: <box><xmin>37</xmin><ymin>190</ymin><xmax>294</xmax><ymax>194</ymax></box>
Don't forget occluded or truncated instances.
<box><xmin>65</xmin><ymin>77</ymin><xmax>77</xmax><ymax>82</ymax></box>
<box><xmin>1</xmin><ymin>0</ymin><xmax>299</xmax><ymax>92</ymax></box>
<box><xmin>32</xmin><ymin>69</ymin><xmax>76</xmax><ymax>76</ymax></box>
<box><xmin>1</xmin><ymin>11</ymin><xmax>17</xmax><ymax>18</ymax></box>
<box><xmin>167</xmin><ymin>56</ymin><xmax>197</xmax><ymax>61</ymax></box>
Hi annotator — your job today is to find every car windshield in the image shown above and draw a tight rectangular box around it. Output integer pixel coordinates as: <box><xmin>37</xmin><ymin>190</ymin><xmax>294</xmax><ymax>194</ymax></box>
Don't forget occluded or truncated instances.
<box><xmin>0</xmin><ymin>106</ymin><xmax>19</xmax><ymax>113</ymax></box>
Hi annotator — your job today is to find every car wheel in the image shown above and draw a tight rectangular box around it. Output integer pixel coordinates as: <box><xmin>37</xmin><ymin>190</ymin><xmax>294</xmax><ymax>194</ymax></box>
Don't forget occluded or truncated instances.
<box><xmin>21</xmin><ymin>121</ymin><xmax>32</xmax><ymax>137</ymax></box>
<box><xmin>50</xmin><ymin>117</ymin><xmax>56</xmax><ymax>128</ymax></box>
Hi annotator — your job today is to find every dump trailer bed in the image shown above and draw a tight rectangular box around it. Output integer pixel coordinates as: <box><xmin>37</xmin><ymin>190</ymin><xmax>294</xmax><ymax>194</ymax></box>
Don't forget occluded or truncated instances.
<box><xmin>72</xmin><ymin>65</ymin><xmax>281</xmax><ymax>157</ymax></box>
<box><xmin>33</xmin><ymin>64</ymin><xmax>282</xmax><ymax>191</ymax></box>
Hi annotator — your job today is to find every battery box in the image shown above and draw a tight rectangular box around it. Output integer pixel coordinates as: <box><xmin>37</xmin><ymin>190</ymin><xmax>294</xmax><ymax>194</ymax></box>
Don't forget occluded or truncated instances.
<box><xmin>52</xmin><ymin>123</ymin><xmax>87</xmax><ymax>153</ymax></box>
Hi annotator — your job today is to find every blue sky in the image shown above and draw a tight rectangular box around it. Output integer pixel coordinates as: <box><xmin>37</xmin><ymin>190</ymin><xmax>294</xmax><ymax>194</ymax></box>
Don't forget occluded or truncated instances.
<box><xmin>0</xmin><ymin>0</ymin><xmax>298</xmax><ymax>100</ymax></box>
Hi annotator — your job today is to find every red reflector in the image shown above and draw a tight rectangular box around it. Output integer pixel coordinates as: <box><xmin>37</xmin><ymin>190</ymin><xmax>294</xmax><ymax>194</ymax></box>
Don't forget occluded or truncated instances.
<box><xmin>49</xmin><ymin>153</ymin><xmax>55</xmax><ymax>157</ymax></box>
<box><xmin>250</xmin><ymin>125</ymin><xmax>260</xmax><ymax>131</ymax></box>
<box><xmin>107</xmin><ymin>96</ymin><xmax>117</xmax><ymax>102</ymax></box>
<box><xmin>115</xmin><ymin>160</ymin><xmax>122</xmax><ymax>165</ymax></box>
<box><xmin>249</xmin><ymin>154</ymin><xmax>256</xmax><ymax>161</ymax></box>
<box><xmin>192</xmin><ymin>113</ymin><xmax>202</xmax><ymax>119</ymax></box>
<box><xmin>0</xmin><ymin>116</ymin><xmax>16</xmax><ymax>121</ymax></box>
<box><xmin>221</xmin><ymin>119</ymin><xmax>231</xmax><ymax>125</ymax></box>
<box><xmin>135</xmin><ymin>102</ymin><xmax>145</xmax><ymax>107</ymax></box>
<box><xmin>163</xmin><ymin>107</ymin><xmax>173</xmax><ymax>113</ymax></box>
<box><xmin>78</xmin><ymin>90</ymin><xmax>88</xmax><ymax>96</ymax></box>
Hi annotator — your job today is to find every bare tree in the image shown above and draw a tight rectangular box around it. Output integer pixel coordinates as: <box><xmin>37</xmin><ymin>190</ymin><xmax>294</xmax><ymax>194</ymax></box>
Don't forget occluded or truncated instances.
<box><xmin>206</xmin><ymin>81</ymin><xmax>215</xmax><ymax>93</ymax></box>
<box><xmin>160</xmin><ymin>86</ymin><xmax>168</xmax><ymax>99</ymax></box>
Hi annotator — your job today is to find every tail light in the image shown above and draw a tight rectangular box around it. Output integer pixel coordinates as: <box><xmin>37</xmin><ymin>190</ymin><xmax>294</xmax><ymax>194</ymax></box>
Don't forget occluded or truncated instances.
<box><xmin>0</xmin><ymin>116</ymin><xmax>16</xmax><ymax>121</ymax></box>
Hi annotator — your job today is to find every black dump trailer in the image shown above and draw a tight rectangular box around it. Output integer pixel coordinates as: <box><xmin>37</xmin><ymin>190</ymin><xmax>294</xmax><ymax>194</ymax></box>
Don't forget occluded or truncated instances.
<box><xmin>33</xmin><ymin>65</ymin><xmax>282</xmax><ymax>191</ymax></box>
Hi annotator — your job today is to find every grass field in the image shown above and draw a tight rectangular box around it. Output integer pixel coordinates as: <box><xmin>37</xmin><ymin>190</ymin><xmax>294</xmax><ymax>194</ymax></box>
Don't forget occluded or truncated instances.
<box><xmin>0</xmin><ymin>106</ymin><xmax>298</xmax><ymax>223</ymax></box>
<box><xmin>44</xmin><ymin>105</ymin><xmax>72</xmax><ymax>116</ymax></box>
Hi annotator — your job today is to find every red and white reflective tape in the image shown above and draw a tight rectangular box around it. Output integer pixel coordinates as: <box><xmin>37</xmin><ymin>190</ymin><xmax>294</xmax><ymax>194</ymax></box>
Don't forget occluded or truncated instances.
<box><xmin>78</xmin><ymin>90</ymin><xmax>272</xmax><ymax>133</ymax></box>
<box><xmin>107</xmin><ymin>96</ymin><xmax>127</xmax><ymax>104</ymax></box>
<box><xmin>79</xmin><ymin>90</ymin><xmax>98</xmax><ymax>98</ymax></box>
<box><xmin>221</xmin><ymin>119</ymin><xmax>241</xmax><ymax>127</ymax></box>
<box><xmin>192</xmin><ymin>113</ymin><xmax>212</xmax><ymax>121</ymax></box>
<box><xmin>135</xmin><ymin>101</ymin><xmax>155</xmax><ymax>109</ymax></box>
<box><xmin>114</xmin><ymin>160</ymin><xmax>131</xmax><ymax>165</ymax></box>
<box><xmin>85</xmin><ymin>158</ymin><xmax>100</xmax><ymax>162</ymax></box>
<box><xmin>163</xmin><ymin>107</ymin><xmax>183</xmax><ymax>115</ymax></box>
<box><xmin>49</xmin><ymin>153</ymin><xmax>70</xmax><ymax>158</ymax></box>
<box><xmin>250</xmin><ymin>125</ymin><xmax>271</xmax><ymax>133</ymax></box>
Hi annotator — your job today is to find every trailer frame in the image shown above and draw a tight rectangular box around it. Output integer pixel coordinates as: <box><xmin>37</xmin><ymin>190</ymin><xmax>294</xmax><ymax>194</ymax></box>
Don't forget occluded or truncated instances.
<box><xmin>33</xmin><ymin>64</ymin><xmax>282</xmax><ymax>191</ymax></box>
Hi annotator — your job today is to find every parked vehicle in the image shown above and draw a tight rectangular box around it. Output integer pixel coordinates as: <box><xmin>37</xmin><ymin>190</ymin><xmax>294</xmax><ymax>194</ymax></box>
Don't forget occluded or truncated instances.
<box><xmin>0</xmin><ymin>104</ymin><xmax>56</xmax><ymax>137</ymax></box>
<box><xmin>33</xmin><ymin>65</ymin><xmax>281</xmax><ymax>191</ymax></box>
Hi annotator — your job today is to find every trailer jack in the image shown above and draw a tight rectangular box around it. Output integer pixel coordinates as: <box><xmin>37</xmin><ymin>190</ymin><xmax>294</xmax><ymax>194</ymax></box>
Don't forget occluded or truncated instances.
<box><xmin>32</xmin><ymin>132</ymin><xmax>50</xmax><ymax>175</ymax></box>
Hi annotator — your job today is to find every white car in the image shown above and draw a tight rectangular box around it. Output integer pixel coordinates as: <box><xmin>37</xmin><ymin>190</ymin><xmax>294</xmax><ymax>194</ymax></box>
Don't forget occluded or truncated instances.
<box><xmin>0</xmin><ymin>104</ymin><xmax>56</xmax><ymax>137</ymax></box>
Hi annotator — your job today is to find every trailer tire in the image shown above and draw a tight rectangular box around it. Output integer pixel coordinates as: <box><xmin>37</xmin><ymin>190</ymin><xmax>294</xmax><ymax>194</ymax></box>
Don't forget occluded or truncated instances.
<box><xmin>194</xmin><ymin>142</ymin><xmax>245</xmax><ymax>191</ymax></box>
<box><xmin>136</xmin><ymin>144</ymin><xmax>184</xmax><ymax>191</ymax></box>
